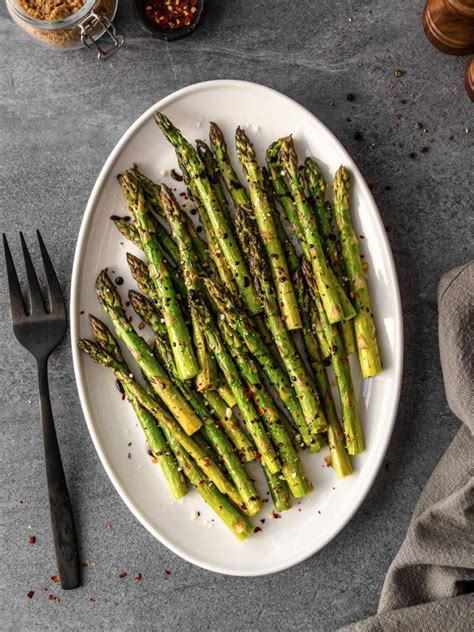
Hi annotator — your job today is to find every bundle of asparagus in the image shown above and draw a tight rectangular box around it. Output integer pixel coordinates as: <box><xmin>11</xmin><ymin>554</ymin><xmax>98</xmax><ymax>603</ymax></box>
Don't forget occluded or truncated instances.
<box><xmin>78</xmin><ymin>113</ymin><xmax>382</xmax><ymax>540</ymax></box>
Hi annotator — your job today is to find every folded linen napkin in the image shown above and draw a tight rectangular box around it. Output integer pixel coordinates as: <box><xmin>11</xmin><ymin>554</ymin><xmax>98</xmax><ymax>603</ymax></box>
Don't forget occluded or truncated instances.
<box><xmin>340</xmin><ymin>261</ymin><xmax>474</xmax><ymax>632</ymax></box>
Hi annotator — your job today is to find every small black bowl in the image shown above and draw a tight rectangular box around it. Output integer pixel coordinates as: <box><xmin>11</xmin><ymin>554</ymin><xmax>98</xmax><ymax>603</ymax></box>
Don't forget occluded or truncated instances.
<box><xmin>132</xmin><ymin>0</ymin><xmax>205</xmax><ymax>41</ymax></box>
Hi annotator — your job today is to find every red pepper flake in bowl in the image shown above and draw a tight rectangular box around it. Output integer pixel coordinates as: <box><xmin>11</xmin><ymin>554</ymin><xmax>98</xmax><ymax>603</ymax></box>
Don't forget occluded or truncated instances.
<box><xmin>144</xmin><ymin>0</ymin><xmax>198</xmax><ymax>29</ymax></box>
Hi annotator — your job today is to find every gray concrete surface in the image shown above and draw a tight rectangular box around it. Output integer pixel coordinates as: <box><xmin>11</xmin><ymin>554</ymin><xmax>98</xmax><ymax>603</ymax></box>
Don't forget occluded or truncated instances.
<box><xmin>0</xmin><ymin>1</ymin><xmax>472</xmax><ymax>630</ymax></box>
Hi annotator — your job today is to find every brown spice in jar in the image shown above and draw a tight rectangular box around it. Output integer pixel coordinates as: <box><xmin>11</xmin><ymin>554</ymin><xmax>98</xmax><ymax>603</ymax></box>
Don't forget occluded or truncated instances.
<box><xmin>18</xmin><ymin>0</ymin><xmax>87</xmax><ymax>21</ymax></box>
<box><xmin>14</xmin><ymin>0</ymin><xmax>116</xmax><ymax>48</ymax></box>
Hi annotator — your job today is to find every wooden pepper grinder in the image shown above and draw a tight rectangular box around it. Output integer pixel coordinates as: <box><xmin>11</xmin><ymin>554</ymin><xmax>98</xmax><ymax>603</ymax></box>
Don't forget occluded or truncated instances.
<box><xmin>423</xmin><ymin>0</ymin><xmax>474</xmax><ymax>99</ymax></box>
<box><xmin>423</xmin><ymin>0</ymin><xmax>474</xmax><ymax>55</ymax></box>
<box><xmin>465</xmin><ymin>56</ymin><xmax>474</xmax><ymax>100</ymax></box>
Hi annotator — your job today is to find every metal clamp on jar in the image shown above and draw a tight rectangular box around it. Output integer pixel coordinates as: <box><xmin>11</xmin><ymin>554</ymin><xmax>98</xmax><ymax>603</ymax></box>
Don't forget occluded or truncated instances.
<box><xmin>6</xmin><ymin>0</ymin><xmax>124</xmax><ymax>60</ymax></box>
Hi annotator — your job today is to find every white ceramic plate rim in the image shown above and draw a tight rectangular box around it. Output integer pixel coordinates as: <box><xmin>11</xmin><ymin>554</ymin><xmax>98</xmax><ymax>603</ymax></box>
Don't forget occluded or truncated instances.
<box><xmin>70</xmin><ymin>79</ymin><xmax>403</xmax><ymax>576</ymax></box>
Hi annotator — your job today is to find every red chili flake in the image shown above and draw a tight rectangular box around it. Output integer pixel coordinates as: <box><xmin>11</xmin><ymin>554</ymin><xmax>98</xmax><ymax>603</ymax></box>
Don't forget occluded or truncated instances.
<box><xmin>106</xmin><ymin>522</ymin><xmax>112</xmax><ymax>529</ymax></box>
<box><xmin>128</xmin><ymin>452</ymin><xmax>131</xmax><ymax>459</ymax></box>
<box><xmin>50</xmin><ymin>575</ymin><xmax>60</xmax><ymax>583</ymax></box>
<box><xmin>118</xmin><ymin>570</ymin><xmax>127</xmax><ymax>579</ymax></box>
<box><xmin>144</xmin><ymin>0</ymin><xmax>199</xmax><ymax>30</ymax></box>
<box><xmin>164</xmin><ymin>569</ymin><xmax>171</xmax><ymax>576</ymax></box>
<box><xmin>48</xmin><ymin>594</ymin><xmax>60</xmax><ymax>603</ymax></box>
<box><xmin>138</xmin><ymin>322</ymin><xmax>145</xmax><ymax>330</ymax></box>
<box><xmin>28</xmin><ymin>535</ymin><xmax>36</xmax><ymax>544</ymax></box>
<box><xmin>362</xmin><ymin>262</ymin><xmax>369</xmax><ymax>271</ymax></box>
<box><xmin>253</xmin><ymin>526</ymin><xmax>262</xmax><ymax>533</ymax></box>
<box><xmin>134</xmin><ymin>573</ymin><xmax>142</xmax><ymax>581</ymax></box>
<box><xmin>272</xmin><ymin>512</ymin><xmax>281</xmax><ymax>519</ymax></box>
<box><xmin>245</xmin><ymin>390</ymin><xmax>253</xmax><ymax>399</ymax></box>
<box><xmin>26</xmin><ymin>591</ymin><xmax>35</xmax><ymax>599</ymax></box>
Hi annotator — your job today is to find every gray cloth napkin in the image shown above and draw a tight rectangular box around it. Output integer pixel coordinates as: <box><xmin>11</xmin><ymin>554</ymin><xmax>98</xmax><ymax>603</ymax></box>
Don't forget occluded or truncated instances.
<box><xmin>340</xmin><ymin>261</ymin><xmax>474</xmax><ymax>632</ymax></box>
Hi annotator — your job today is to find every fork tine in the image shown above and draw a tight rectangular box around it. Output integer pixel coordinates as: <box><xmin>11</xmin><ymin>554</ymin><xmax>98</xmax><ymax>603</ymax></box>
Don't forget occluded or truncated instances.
<box><xmin>37</xmin><ymin>230</ymin><xmax>65</xmax><ymax>315</ymax></box>
<box><xmin>3</xmin><ymin>234</ymin><xmax>27</xmax><ymax>322</ymax></box>
<box><xmin>20</xmin><ymin>232</ymin><xmax>46</xmax><ymax>315</ymax></box>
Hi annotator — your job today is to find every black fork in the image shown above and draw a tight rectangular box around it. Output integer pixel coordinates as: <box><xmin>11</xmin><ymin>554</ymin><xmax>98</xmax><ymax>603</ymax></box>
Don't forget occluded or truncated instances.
<box><xmin>3</xmin><ymin>231</ymin><xmax>80</xmax><ymax>590</ymax></box>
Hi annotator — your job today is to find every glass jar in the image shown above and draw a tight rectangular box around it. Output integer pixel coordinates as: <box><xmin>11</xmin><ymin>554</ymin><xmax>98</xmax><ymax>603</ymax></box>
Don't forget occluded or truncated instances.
<box><xmin>6</xmin><ymin>0</ymin><xmax>124</xmax><ymax>60</ymax></box>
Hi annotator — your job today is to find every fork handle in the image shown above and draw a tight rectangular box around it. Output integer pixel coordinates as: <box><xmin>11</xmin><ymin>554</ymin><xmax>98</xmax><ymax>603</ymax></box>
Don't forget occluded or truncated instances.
<box><xmin>38</xmin><ymin>361</ymin><xmax>80</xmax><ymax>589</ymax></box>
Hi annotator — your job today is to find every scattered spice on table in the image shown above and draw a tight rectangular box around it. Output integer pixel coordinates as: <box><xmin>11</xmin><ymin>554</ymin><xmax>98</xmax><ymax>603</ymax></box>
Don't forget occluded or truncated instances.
<box><xmin>118</xmin><ymin>570</ymin><xmax>127</xmax><ymax>579</ymax></box>
<box><xmin>48</xmin><ymin>594</ymin><xmax>60</xmax><ymax>604</ymax></box>
<box><xmin>134</xmin><ymin>573</ymin><xmax>142</xmax><ymax>581</ymax></box>
<box><xmin>50</xmin><ymin>575</ymin><xmax>60</xmax><ymax>583</ymax></box>
<box><xmin>26</xmin><ymin>591</ymin><xmax>35</xmax><ymax>599</ymax></box>
<box><xmin>144</xmin><ymin>0</ymin><xmax>199</xmax><ymax>30</ymax></box>
<box><xmin>164</xmin><ymin>569</ymin><xmax>172</xmax><ymax>576</ymax></box>
<box><xmin>27</xmin><ymin>535</ymin><xmax>36</xmax><ymax>544</ymax></box>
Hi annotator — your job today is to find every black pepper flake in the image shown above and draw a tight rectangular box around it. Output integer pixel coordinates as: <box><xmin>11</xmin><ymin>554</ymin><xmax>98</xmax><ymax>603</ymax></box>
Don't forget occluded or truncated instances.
<box><xmin>253</xmin><ymin>527</ymin><xmax>262</xmax><ymax>533</ymax></box>
<box><xmin>353</xmin><ymin>131</ymin><xmax>363</xmax><ymax>141</ymax></box>
<box><xmin>164</xmin><ymin>569</ymin><xmax>171</xmax><ymax>576</ymax></box>
<box><xmin>384</xmin><ymin>185</ymin><xmax>392</xmax><ymax>191</ymax></box>
<box><xmin>420</xmin><ymin>146</ymin><xmax>429</xmax><ymax>153</ymax></box>
<box><xmin>323</xmin><ymin>358</ymin><xmax>331</xmax><ymax>367</ymax></box>
<box><xmin>196</xmin><ymin>226</ymin><xmax>203</xmax><ymax>233</ymax></box>
<box><xmin>409</xmin><ymin>152</ymin><xmax>416</xmax><ymax>159</ymax></box>
<box><xmin>80</xmin><ymin>310</ymin><xmax>85</xmax><ymax>315</ymax></box>
<box><xmin>346</xmin><ymin>93</ymin><xmax>355</xmax><ymax>101</ymax></box>
<box><xmin>170</xmin><ymin>169</ymin><xmax>183</xmax><ymax>182</ymax></box>
<box><xmin>115</xmin><ymin>276</ymin><xmax>124</xmax><ymax>286</ymax></box>
<box><xmin>243</xmin><ymin>276</ymin><xmax>250</xmax><ymax>288</ymax></box>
